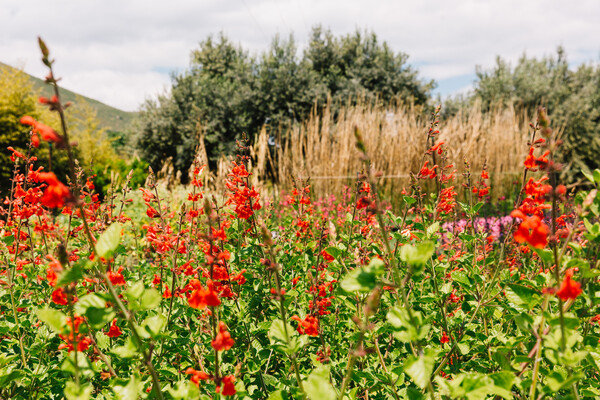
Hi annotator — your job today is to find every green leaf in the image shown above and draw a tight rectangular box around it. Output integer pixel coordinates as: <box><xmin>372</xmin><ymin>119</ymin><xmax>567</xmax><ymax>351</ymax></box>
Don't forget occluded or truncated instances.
<box><xmin>56</xmin><ymin>262</ymin><xmax>86</xmax><ymax>287</ymax></box>
<box><xmin>75</xmin><ymin>293</ymin><xmax>115</xmax><ymax>329</ymax></box>
<box><xmin>340</xmin><ymin>258</ymin><xmax>385</xmax><ymax>292</ymax></box>
<box><xmin>168</xmin><ymin>381</ymin><xmax>200</xmax><ymax>400</ymax></box>
<box><xmin>460</xmin><ymin>373</ymin><xmax>496</xmax><ymax>400</ymax></box>
<box><xmin>0</xmin><ymin>368</ymin><xmax>26</xmax><ymax>387</ymax></box>
<box><xmin>594</xmin><ymin>169</ymin><xmax>600</xmax><ymax>185</ymax></box>
<box><xmin>126</xmin><ymin>281</ymin><xmax>145</xmax><ymax>300</ymax></box>
<box><xmin>96</xmin><ymin>222</ymin><xmax>123</xmax><ymax>259</ymax></box>
<box><xmin>267</xmin><ymin>390</ymin><xmax>289</xmax><ymax>400</ymax></box>
<box><xmin>399</xmin><ymin>241</ymin><xmax>435</xmax><ymax>266</ymax></box>
<box><xmin>113</xmin><ymin>375</ymin><xmax>144</xmax><ymax>400</ymax></box>
<box><xmin>95</xmin><ymin>332</ymin><xmax>110</xmax><ymax>351</ymax></box>
<box><xmin>388</xmin><ymin>307</ymin><xmax>429</xmax><ymax>342</ymax></box>
<box><xmin>305</xmin><ymin>366</ymin><xmax>336</xmax><ymax>400</ymax></box>
<box><xmin>458</xmin><ymin>233</ymin><xmax>475</xmax><ymax>242</ymax></box>
<box><xmin>139</xmin><ymin>288</ymin><xmax>162</xmax><ymax>310</ymax></box>
<box><xmin>403</xmin><ymin>195</ymin><xmax>416</xmax><ymax>205</ymax></box>
<box><xmin>143</xmin><ymin>313</ymin><xmax>167</xmax><ymax>338</ymax></box>
<box><xmin>452</xmin><ymin>271</ymin><xmax>471</xmax><ymax>288</ymax></box>
<box><xmin>426</xmin><ymin>222</ymin><xmax>440</xmax><ymax>238</ymax></box>
<box><xmin>87</xmin><ymin>308</ymin><xmax>116</xmax><ymax>329</ymax></box>
<box><xmin>268</xmin><ymin>319</ymin><xmax>295</xmax><ymax>345</ymax></box>
<box><xmin>582</xmin><ymin>170</ymin><xmax>595</xmax><ymax>184</ymax></box>
<box><xmin>112</xmin><ymin>337</ymin><xmax>138</xmax><ymax>359</ymax></box>
<box><xmin>505</xmin><ymin>283</ymin><xmax>540</xmax><ymax>311</ymax></box>
<box><xmin>35</xmin><ymin>308</ymin><xmax>66</xmax><ymax>334</ymax></box>
<box><xmin>457</xmin><ymin>342</ymin><xmax>470</xmax><ymax>355</ymax></box>
<box><xmin>404</xmin><ymin>349</ymin><xmax>438</xmax><ymax>389</ymax></box>
<box><xmin>324</xmin><ymin>246</ymin><xmax>341</xmax><ymax>260</ymax></box>
<box><xmin>472</xmin><ymin>202</ymin><xmax>484</xmax><ymax>214</ymax></box>
<box><xmin>531</xmin><ymin>247</ymin><xmax>554</xmax><ymax>266</ymax></box>
<box><xmin>126</xmin><ymin>283</ymin><xmax>162</xmax><ymax>311</ymax></box>
<box><xmin>75</xmin><ymin>293</ymin><xmax>106</xmax><ymax>313</ymax></box>
<box><xmin>64</xmin><ymin>381</ymin><xmax>93</xmax><ymax>400</ymax></box>
<box><xmin>489</xmin><ymin>371</ymin><xmax>516</xmax><ymax>399</ymax></box>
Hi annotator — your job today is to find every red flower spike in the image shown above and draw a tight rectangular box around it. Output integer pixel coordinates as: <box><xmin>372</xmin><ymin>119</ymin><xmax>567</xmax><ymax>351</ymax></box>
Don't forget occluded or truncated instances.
<box><xmin>106</xmin><ymin>318</ymin><xmax>123</xmax><ymax>338</ymax></box>
<box><xmin>107</xmin><ymin>267</ymin><xmax>126</xmax><ymax>286</ymax></box>
<box><xmin>52</xmin><ymin>287</ymin><xmax>68</xmax><ymax>305</ymax></box>
<box><xmin>440</xmin><ymin>332</ymin><xmax>450</xmax><ymax>344</ymax></box>
<box><xmin>510</xmin><ymin>210</ymin><xmax>549</xmax><ymax>249</ymax></box>
<box><xmin>291</xmin><ymin>315</ymin><xmax>319</xmax><ymax>336</ymax></box>
<box><xmin>19</xmin><ymin>115</ymin><xmax>63</xmax><ymax>146</ymax></box>
<box><xmin>211</xmin><ymin>321</ymin><xmax>235</xmax><ymax>351</ymax></box>
<box><xmin>38</xmin><ymin>172</ymin><xmax>74</xmax><ymax>208</ymax></box>
<box><xmin>217</xmin><ymin>375</ymin><xmax>236</xmax><ymax>396</ymax></box>
<box><xmin>556</xmin><ymin>268</ymin><xmax>582</xmax><ymax>301</ymax></box>
<box><xmin>188</xmin><ymin>289</ymin><xmax>207</xmax><ymax>309</ymax></box>
<box><xmin>186</xmin><ymin>368</ymin><xmax>210</xmax><ymax>386</ymax></box>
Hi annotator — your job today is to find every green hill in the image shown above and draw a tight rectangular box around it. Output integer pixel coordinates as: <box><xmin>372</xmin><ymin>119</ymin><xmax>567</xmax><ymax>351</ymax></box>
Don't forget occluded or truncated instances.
<box><xmin>0</xmin><ymin>62</ymin><xmax>137</xmax><ymax>132</ymax></box>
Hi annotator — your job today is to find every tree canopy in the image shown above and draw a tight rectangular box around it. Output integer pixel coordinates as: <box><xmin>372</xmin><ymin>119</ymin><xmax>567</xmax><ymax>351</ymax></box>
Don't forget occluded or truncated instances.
<box><xmin>135</xmin><ymin>27</ymin><xmax>433</xmax><ymax>181</ymax></box>
<box><xmin>471</xmin><ymin>48</ymin><xmax>600</xmax><ymax>182</ymax></box>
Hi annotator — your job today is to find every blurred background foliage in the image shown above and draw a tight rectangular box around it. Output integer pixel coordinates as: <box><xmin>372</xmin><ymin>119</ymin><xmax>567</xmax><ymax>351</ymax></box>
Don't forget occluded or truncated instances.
<box><xmin>135</xmin><ymin>27</ymin><xmax>434</xmax><ymax>183</ymax></box>
<box><xmin>2</xmin><ymin>28</ymin><xmax>599</xmax><ymax>196</ymax></box>
<box><xmin>468</xmin><ymin>47</ymin><xmax>600</xmax><ymax>184</ymax></box>
<box><xmin>0</xmin><ymin>66</ymin><xmax>146</xmax><ymax>197</ymax></box>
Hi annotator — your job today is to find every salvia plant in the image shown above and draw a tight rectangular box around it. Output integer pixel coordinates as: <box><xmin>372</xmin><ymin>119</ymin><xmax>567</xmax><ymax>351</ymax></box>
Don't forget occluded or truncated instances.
<box><xmin>1</xmin><ymin>38</ymin><xmax>600</xmax><ymax>400</ymax></box>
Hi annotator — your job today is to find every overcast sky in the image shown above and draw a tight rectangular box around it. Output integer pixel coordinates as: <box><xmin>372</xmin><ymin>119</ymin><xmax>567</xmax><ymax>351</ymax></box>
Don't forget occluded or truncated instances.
<box><xmin>2</xmin><ymin>0</ymin><xmax>599</xmax><ymax>111</ymax></box>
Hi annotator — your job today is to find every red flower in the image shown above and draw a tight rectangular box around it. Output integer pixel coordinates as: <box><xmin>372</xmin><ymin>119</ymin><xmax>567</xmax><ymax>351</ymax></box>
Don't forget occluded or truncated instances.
<box><xmin>217</xmin><ymin>375</ymin><xmax>236</xmax><ymax>396</ymax></box>
<box><xmin>188</xmin><ymin>280</ymin><xmax>221</xmax><ymax>309</ymax></box>
<box><xmin>524</xmin><ymin>147</ymin><xmax>551</xmax><ymax>171</ymax></box>
<box><xmin>107</xmin><ymin>267</ymin><xmax>126</xmax><ymax>286</ymax></box>
<box><xmin>321</xmin><ymin>250</ymin><xmax>334</xmax><ymax>262</ymax></box>
<box><xmin>356</xmin><ymin>196</ymin><xmax>370</xmax><ymax>209</ymax></box>
<box><xmin>225</xmin><ymin>161</ymin><xmax>261</xmax><ymax>220</ymax></box>
<box><xmin>204</xmin><ymin>281</ymin><xmax>222</xmax><ymax>307</ymax></box>
<box><xmin>291</xmin><ymin>315</ymin><xmax>319</xmax><ymax>336</ymax></box>
<box><xmin>185</xmin><ymin>368</ymin><xmax>210</xmax><ymax>386</ymax></box>
<box><xmin>106</xmin><ymin>318</ymin><xmax>122</xmax><ymax>338</ymax></box>
<box><xmin>188</xmin><ymin>289</ymin><xmax>206</xmax><ymax>309</ymax></box>
<box><xmin>58</xmin><ymin>315</ymin><xmax>91</xmax><ymax>352</ymax></box>
<box><xmin>7</xmin><ymin>146</ymin><xmax>25</xmax><ymax>162</ymax></box>
<box><xmin>440</xmin><ymin>332</ymin><xmax>450</xmax><ymax>344</ymax></box>
<box><xmin>19</xmin><ymin>115</ymin><xmax>63</xmax><ymax>146</ymax></box>
<box><xmin>52</xmin><ymin>287</ymin><xmax>68</xmax><ymax>305</ymax></box>
<box><xmin>510</xmin><ymin>210</ymin><xmax>548</xmax><ymax>249</ymax></box>
<box><xmin>38</xmin><ymin>172</ymin><xmax>73</xmax><ymax>208</ymax></box>
<box><xmin>419</xmin><ymin>161</ymin><xmax>438</xmax><ymax>179</ymax></box>
<box><xmin>556</xmin><ymin>268</ymin><xmax>582</xmax><ymax>301</ymax></box>
<box><xmin>437</xmin><ymin>186</ymin><xmax>457</xmax><ymax>214</ymax></box>
<box><xmin>146</xmin><ymin>205</ymin><xmax>160</xmax><ymax>218</ymax></box>
<box><xmin>46</xmin><ymin>255</ymin><xmax>63</xmax><ymax>287</ymax></box>
<box><xmin>211</xmin><ymin>322</ymin><xmax>235</xmax><ymax>351</ymax></box>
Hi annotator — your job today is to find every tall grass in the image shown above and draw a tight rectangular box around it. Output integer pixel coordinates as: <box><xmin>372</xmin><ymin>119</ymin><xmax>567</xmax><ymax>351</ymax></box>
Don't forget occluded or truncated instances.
<box><xmin>244</xmin><ymin>101</ymin><xmax>532</xmax><ymax>201</ymax></box>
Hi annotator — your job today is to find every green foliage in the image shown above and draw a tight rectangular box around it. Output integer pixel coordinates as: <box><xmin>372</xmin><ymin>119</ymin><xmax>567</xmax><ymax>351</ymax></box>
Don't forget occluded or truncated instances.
<box><xmin>0</xmin><ymin>65</ymin><xmax>131</xmax><ymax>197</ymax></box>
<box><xmin>340</xmin><ymin>257</ymin><xmax>386</xmax><ymax>292</ymax></box>
<box><xmin>92</xmin><ymin>157</ymin><xmax>149</xmax><ymax>198</ymax></box>
<box><xmin>95</xmin><ymin>222</ymin><xmax>123</xmax><ymax>259</ymax></box>
<box><xmin>0</xmin><ymin>66</ymin><xmax>41</xmax><ymax>193</ymax></box>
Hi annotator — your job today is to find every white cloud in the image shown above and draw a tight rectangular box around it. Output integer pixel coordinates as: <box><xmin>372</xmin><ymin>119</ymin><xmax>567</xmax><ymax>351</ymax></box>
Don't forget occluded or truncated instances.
<box><xmin>1</xmin><ymin>0</ymin><xmax>598</xmax><ymax>111</ymax></box>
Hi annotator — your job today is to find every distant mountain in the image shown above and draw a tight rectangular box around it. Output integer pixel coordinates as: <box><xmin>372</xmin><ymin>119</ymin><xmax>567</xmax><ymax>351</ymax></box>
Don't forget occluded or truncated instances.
<box><xmin>0</xmin><ymin>62</ymin><xmax>137</xmax><ymax>132</ymax></box>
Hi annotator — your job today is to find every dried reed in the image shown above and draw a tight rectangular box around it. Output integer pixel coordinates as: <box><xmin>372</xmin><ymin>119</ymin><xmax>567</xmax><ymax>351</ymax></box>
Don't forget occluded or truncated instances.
<box><xmin>250</xmin><ymin>100</ymin><xmax>530</xmax><ymax>200</ymax></box>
